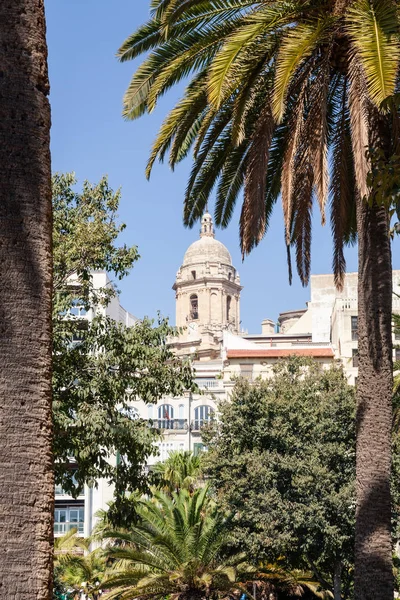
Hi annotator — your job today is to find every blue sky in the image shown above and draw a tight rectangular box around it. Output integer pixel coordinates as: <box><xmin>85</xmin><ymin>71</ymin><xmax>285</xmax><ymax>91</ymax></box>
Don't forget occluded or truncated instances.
<box><xmin>45</xmin><ymin>1</ymin><xmax>399</xmax><ymax>333</ymax></box>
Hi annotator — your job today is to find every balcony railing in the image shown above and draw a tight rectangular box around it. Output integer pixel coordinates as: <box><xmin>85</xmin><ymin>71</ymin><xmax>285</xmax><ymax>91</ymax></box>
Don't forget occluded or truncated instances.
<box><xmin>54</xmin><ymin>521</ymin><xmax>84</xmax><ymax>535</ymax></box>
<box><xmin>195</xmin><ymin>379</ymin><xmax>221</xmax><ymax>389</ymax></box>
<box><xmin>191</xmin><ymin>419</ymin><xmax>213</xmax><ymax>432</ymax></box>
<box><xmin>151</xmin><ymin>419</ymin><xmax>188</xmax><ymax>431</ymax></box>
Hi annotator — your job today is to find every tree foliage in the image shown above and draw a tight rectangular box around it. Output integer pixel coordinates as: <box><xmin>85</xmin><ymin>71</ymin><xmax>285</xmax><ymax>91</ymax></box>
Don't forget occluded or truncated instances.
<box><xmin>202</xmin><ymin>358</ymin><xmax>356</xmax><ymax>596</ymax></box>
<box><xmin>119</xmin><ymin>0</ymin><xmax>400</xmax><ymax>287</ymax></box>
<box><xmin>52</xmin><ymin>173</ymin><xmax>195</xmax><ymax>497</ymax></box>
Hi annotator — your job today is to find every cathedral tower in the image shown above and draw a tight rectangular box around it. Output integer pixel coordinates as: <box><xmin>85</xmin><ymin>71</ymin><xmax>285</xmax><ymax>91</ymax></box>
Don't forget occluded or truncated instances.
<box><xmin>172</xmin><ymin>213</ymin><xmax>242</xmax><ymax>360</ymax></box>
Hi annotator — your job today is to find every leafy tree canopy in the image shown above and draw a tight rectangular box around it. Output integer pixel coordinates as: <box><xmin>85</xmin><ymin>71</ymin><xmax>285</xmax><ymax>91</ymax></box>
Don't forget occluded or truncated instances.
<box><xmin>52</xmin><ymin>173</ymin><xmax>195</xmax><ymax>498</ymax></box>
<box><xmin>202</xmin><ymin>358</ymin><xmax>356</xmax><ymax>596</ymax></box>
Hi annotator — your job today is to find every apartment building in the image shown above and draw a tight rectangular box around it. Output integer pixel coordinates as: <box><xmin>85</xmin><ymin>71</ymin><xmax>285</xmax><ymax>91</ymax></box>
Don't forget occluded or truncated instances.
<box><xmin>57</xmin><ymin>213</ymin><xmax>400</xmax><ymax>537</ymax></box>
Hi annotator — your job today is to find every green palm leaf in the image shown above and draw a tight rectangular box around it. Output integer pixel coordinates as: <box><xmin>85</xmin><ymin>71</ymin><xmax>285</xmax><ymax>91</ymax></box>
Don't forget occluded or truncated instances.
<box><xmin>347</xmin><ymin>0</ymin><xmax>400</xmax><ymax>106</ymax></box>
<box><xmin>272</xmin><ymin>18</ymin><xmax>333</xmax><ymax>121</ymax></box>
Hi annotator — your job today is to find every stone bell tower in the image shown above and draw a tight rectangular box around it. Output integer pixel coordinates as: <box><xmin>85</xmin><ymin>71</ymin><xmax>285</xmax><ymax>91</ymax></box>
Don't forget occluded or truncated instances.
<box><xmin>172</xmin><ymin>213</ymin><xmax>242</xmax><ymax>360</ymax></box>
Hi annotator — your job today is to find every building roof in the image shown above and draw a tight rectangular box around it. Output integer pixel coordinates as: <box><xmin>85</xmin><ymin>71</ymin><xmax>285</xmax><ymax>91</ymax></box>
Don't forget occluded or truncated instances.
<box><xmin>227</xmin><ymin>348</ymin><xmax>334</xmax><ymax>359</ymax></box>
<box><xmin>183</xmin><ymin>236</ymin><xmax>232</xmax><ymax>267</ymax></box>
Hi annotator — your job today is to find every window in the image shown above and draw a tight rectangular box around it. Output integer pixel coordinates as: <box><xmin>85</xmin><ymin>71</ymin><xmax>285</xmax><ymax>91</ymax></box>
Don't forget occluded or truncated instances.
<box><xmin>119</xmin><ymin>406</ymin><xmax>140</xmax><ymax>420</ymax></box>
<box><xmin>190</xmin><ymin>295</ymin><xmax>199</xmax><ymax>320</ymax></box>
<box><xmin>194</xmin><ymin>443</ymin><xmax>205</xmax><ymax>457</ymax></box>
<box><xmin>228</xmin><ymin>272</ymin><xmax>232</xmax><ymax>281</ymax></box>
<box><xmin>55</xmin><ymin>471</ymin><xmax>82</xmax><ymax>496</ymax></box>
<box><xmin>158</xmin><ymin>404</ymin><xmax>174</xmax><ymax>429</ymax></box>
<box><xmin>193</xmin><ymin>405</ymin><xmax>214</xmax><ymax>431</ymax></box>
<box><xmin>69</xmin><ymin>298</ymin><xmax>87</xmax><ymax>318</ymax></box>
<box><xmin>395</xmin><ymin>348</ymin><xmax>400</xmax><ymax>362</ymax></box>
<box><xmin>191</xmin><ymin>270</ymin><xmax>196</xmax><ymax>280</ymax></box>
<box><xmin>240</xmin><ymin>364</ymin><xmax>254</xmax><ymax>380</ymax></box>
<box><xmin>227</xmin><ymin>296</ymin><xmax>232</xmax><ymax>321</ymax></box>
<box><xmin>54</xmin><ymin>506</ymin><xmax>84</xmax><ymax>535</ymax></box>
<box><xmin>352</xmin><ymin>348</ymin><xmax>359</xmax><ymax>368</ymax></box>
<box><xmin>351</xmin><ymin>316</ymin><xmax>358</xmax><ymax>341</ymax></box>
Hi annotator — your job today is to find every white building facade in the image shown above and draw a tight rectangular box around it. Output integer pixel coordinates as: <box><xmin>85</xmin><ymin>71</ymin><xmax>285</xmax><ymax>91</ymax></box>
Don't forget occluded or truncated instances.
<box><xmin>56</xmin><ymin>216</ymin><xmax>400</xmax><ymax>537</ymax></box>
<box><xmin>54</xmin><ymin>272</ymin><xmax>137</xmax><ymax>539</ymax></box>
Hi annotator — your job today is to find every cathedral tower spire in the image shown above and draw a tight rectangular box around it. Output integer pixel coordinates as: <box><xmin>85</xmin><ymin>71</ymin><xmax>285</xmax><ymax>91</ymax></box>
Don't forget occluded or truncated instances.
<box><xmin>172</xmin><ymin>214</ymin><xmax>242</xmax><ymax>360</ymax></box>
<box><xmin>200</xmin><ymin>212</ymin><xmax>215</xmax><ymax>238</ymax></box>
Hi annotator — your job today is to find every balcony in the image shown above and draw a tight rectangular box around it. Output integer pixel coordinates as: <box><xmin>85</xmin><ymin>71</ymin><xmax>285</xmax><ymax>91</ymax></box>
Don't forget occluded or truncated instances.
<box><xmin>150</xmin><ymin>419</ymin><xmax>188</xmax><ymax>431</ymax></box>
<box><xmin>191</xmin><ymin>419</ymin><xmax>213</xmax><ymax>432</ymax></box>
<box><xmin>195</xmin><ymin>379</ymin><xmax>221</xmax><ymax>390</ymax></box>
<box><xmin>54</xmin><ymin>521</ymin><xmax>84</xmax><ymax>536</ymax></box>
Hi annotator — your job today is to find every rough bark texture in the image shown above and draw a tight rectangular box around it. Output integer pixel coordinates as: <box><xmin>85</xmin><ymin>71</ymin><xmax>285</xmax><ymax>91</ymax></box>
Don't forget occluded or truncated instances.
<box><xmin>355</xmin><ymin>112</ymin><xmax>393</xmax><ymax>600</ymax></box>
<box><xmin>0</xmin><ymin>1</ymin><xmax>53</xmax><ymax>599</ymax></box>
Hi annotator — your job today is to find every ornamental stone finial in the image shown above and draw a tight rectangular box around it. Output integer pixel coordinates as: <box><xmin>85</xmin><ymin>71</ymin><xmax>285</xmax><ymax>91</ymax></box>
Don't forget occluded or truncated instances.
<box><xmin>200</xmin><ymin>211</ymin><xmax>215</xmax><ymax>239</ymax></box>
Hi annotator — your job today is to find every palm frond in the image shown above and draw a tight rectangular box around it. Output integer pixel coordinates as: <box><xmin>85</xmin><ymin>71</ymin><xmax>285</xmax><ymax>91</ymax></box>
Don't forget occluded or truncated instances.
<box><xmin>330</xmin><ymin>76</ymin><xmax>357</xmax><ymax>289</ymax></box>
<box><xmin>146</xmin><ymin>71</ymin><xmax>208</xmax><ymax>177</ymax></box>
<box><xmin>240</xmin><ymin>101</ymin><xmax>275</xmax><ymax>256</ymax></box>
<box><xmin>291</xmin><ymin>149</ymin><xmax>314</xmax><ymax>286</ymax></box>
<box><xmin>308</xmin><ymin>55</ymin><xmax>331</xmax><ymax>225</ymax></box>
<box><xmin>347</xmin><ymin>0</ymin><xmax>400</xmax><ymax>106</ymax></box>
<box><xmin>215</xmin><ymin>143</ymin><xmax>248</xmax><ymax>227</ymax></box>
<box><xmin>280</xmin><ymin>69</ymin><xmax>310</xmax><ymax>244</ymax></box>
<box><xmin>117</xmin><ymin>19</ymin><xmax>163</xmax><ymax>62</ymax></box>
<box><xmin>208</xmin><ymin>4</ymin><xmax>294</xmax><ymax>108</ymax></box>
<box><xmin>184</xmin><ymin>126</ymin><xmax>233</xmax><ymax>226</ymax></box>
<box><xmin>272</xmin><ymin>18</ymin><xmax>333</xmax><ymax>121</ymax></box>
<box><xmin>348</xmin><ymin>53</ymin><xmax>370</xmax><ymax>200</ymax></box>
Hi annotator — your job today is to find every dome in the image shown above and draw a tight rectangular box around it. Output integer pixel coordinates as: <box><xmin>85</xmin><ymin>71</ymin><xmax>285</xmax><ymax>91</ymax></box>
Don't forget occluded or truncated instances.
<box><xmin>182</xmin><ymin>212</ymin><xmax>232</xmax><ymax>266</ymax></box>
<box><xmin>183</xmin><ymin>236</ymin><xmax>232</xmax><ymax>266</ymax></box>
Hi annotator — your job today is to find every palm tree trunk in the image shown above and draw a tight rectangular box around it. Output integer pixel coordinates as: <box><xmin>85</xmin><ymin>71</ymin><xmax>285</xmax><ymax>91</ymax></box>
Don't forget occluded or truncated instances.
<box><xmin>0</xmin><ymin>1</ymin><xmax>53</xmax><ymax>599</ymax></box>
<box><xmin>355</xmin><ymin>110</ymin><xmax>393</xmax><ymax>599</ymax></box>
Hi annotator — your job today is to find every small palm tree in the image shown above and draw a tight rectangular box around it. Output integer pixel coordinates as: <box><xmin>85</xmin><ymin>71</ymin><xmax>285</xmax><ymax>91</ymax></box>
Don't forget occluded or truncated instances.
<box><xmin>150</xmin><ymin>449</ymin><xmax>203</xmax><ymax>494</ymax></box>
<box><xmin>56</xmin><ymin>543</ymin><xmax>106</xmax><ymax>600</ymax></box>
<box><xmin>54</xmin><ymin>527</ymin><xmax>87</xmax><ymax>560</ymax></box>
<box><xmin>101</xmin><ymin>486</ymin><xmax>253</xmax><ymax>600</ymax></box>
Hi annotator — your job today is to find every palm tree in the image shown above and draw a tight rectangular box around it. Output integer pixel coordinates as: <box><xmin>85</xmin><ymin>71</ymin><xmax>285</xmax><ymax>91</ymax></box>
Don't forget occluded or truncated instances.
<box><xmin>54</xmin><ymin>528</ymin><xmax>88</xmax><ymax>560</ymax></box>
<box><xmin>0</xmin><ymin>1</ymin><xmax>53</xmax><ymax>598</ymax></box>
<box><xmin>150</xmin><ymin>449</ymin><xmax>203</xmax><ymax>494</ymax></box>
<box><xmin>101</xmin><ymin>486</ymin><xmax>252</xmax><ymax>600</ymax></box>
<box><xmin>102</xmin><ymin>486</ymin><xmax>320</xmax><ymax>600</ymax></box>
<box><xmin>56</xmin><ymin>545</ymin><xmax>106</xmax><ymax>600</ymax></box>
<box><xmin>54</xmin><ymin>529</ymin><xmax>89</xmax><ymax>600</ymax></box>
<box><xmin>119</xmin><ymin>2</ymin><xmax>400</xmax><ymax>597</ymax></box>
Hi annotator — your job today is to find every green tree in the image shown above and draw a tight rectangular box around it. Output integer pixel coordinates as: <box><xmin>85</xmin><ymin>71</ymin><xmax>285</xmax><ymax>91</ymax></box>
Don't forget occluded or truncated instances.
<box><xmin>0</xmin><ymin>1</ymin><xmax>54</xmax><ymax>598</ymax></box>
<box><xmin>202</xmin><ymin>359</ymin><xmax>356</xmax><ymax>599</ymax></box>
<box><xmin>119</xmin><ymin>4</ymin><xmax>400</xmax><ymax>596</ymax></box>
<box><xmin>52</xmin><ymin>173</ymin><xmax>195</xmax><ymax>499</ymax></box>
